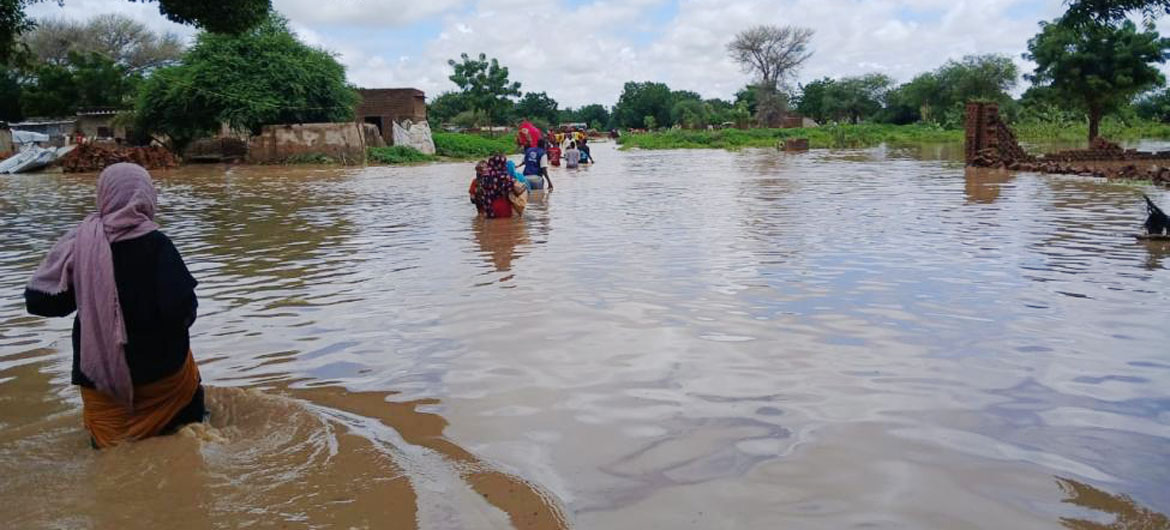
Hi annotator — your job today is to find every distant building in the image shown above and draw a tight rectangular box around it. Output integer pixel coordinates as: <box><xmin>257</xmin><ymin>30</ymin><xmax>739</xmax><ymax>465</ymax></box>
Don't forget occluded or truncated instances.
<box><xmin>8</xmin><ymin>119</ymin><xmax>76</xmax><ymax>146</ymax></box>
<box><xmin>76</xmin><ymin>108</ymin><xmax>131</xmax><ymax>141</ymax></box>
<box><xmin>355</xmin><ymin>88</ymin><xmax>428</xmax><ymax>146</ymax></box>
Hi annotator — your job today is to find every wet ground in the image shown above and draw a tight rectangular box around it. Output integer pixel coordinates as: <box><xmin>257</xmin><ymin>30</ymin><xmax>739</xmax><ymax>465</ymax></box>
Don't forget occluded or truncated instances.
<box><xmin>1</xmin><ymin>142</ymin><xmax>1168</xmax><ymax>529</ymax></box>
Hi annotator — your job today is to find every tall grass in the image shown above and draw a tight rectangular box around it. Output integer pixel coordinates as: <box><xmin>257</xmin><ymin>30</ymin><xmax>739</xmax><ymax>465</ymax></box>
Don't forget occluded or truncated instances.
<box><xmin>432</xmin><ymin>132</ymin><xmax>516</xmax><ymax>159</ymax></box>
<box><xmin>1012</xmin><ymin>118</ymin><xmax>1170</xmax><ymax>143</ymax></box>
<box><xmin>368</xmin><ymin>146</ymin><xmax>435</xmax><ymax>164</ymax></box>
<box><xmin>617</xmin><ymin>124</ymin><xmax>962</xmax><ymax>151</ymax></box>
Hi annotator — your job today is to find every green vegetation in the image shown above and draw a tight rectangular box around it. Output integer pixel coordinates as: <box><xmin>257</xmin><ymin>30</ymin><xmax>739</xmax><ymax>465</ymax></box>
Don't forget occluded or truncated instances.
<box><xmin>447</xmin><ymin>52</ymin><xmax>521</xmax><ymax>126</ymax></box>
<box><xmin>1012</xmin><ymin>117</ymin><xmax>1170</xmax><ymax>142</ymax></box>
<box><xmin>20</xmin><ymin>51</ymin><xmax>140</xmax><ymax>117</ymax></box>
<box><xmin>432</xmin><ymin>132</ymin><xmax>515</xmax><ymax>159</ymax></box>
<box><xmin>1</xmin><ymin>0</ymin><xmax>270</xmax><ymax>65</ymax></box>
<box><xmin>283</xmin><ymin>152</ymin><xmax>340</xmax><ymax>164</ymax></box>
<box><xmin>618</xmin><ymin>118</ymin><xmax>1170</xmax><ymax>152</ymax></box>
<box><xmin>617</xmin><ymin>124</ymin><xmax>962</xmax><ymax>151</ymax></box>
<box><xmin>135</xmin><ymin>15</ymin><xmax>357</xmax><ymax>152</ymax></box>
<box><xmin>1026</xmin><ymin>19</ymin><xmax>1170</xmax><ymax>142</ymax></box>
<box><xmin>368</xmin><ymin>146</ymin><xmax>436</xmax><ymax>164</ymax></box>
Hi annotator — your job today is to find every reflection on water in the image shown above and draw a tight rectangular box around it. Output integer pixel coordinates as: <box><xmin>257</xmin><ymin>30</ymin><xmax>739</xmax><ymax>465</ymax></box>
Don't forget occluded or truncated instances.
<box><xmin>965</xmin><ymin>167</ymin><xmax>1016</xmax><ymax>204</ymax></box>
<box><xmin>2</xmin><ymin>145</ymin><xmax>1169</xmax><ymax>528</ymax></box>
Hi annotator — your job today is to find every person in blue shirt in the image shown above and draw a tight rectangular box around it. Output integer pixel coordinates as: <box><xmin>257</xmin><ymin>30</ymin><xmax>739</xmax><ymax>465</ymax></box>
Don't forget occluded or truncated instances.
<box><xmin>578</xmin><ymin>137</ymin><xmax>593</xmax><ymax>164</ymax></box>
<box><xmin>522</xmin><ymin>139</ymin><xmax>553</xmax><ymax>190</ymax></box>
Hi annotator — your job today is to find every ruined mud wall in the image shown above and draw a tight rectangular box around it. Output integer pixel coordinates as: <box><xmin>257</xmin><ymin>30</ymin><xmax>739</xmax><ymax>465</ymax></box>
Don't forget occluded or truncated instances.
<box><xmin>965</xmin><ymin>102</ymin><xmax>1170</xmax><ymax>184</ymax></box>
<box><xmin>247</xmin><ymin>122</ymin><xmax>369</xmax><ymax>164</ymax></box>
<box><xmin>965</xmin><ymin>102</ymin><xmax>1031</xmax><ymax>167</ymax></box>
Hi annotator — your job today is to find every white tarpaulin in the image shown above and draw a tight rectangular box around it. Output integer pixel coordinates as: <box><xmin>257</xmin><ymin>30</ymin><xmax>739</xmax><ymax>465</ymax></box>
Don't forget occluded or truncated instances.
<box><xmin>391</xmin><ymin>120</ymin><xmax>435</xmax><ymax>155</ymax></box>
<box><xmin>12</xmin><ymin>130</ymin><xmax>50</xmax><ymax>144</ymax></box>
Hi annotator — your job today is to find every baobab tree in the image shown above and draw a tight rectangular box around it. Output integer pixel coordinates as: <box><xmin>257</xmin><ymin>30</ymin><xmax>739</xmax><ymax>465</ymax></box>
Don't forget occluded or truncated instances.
<box><xmin>727</xmin><ymin>25</ymin><xmax>814</xmax><ymax>126</ymax></box>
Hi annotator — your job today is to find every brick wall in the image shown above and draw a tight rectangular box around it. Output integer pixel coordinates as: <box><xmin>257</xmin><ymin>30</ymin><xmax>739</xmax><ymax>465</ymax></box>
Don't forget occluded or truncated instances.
<box><xmin>355</xmin><ymin>88</ymin><xmax>428</xmax><ymax>145</ymax></box>
<box><xmin>965</xmin><ymin>102</ymin><xmax>1030</xmax><ymax>167</ymax></box>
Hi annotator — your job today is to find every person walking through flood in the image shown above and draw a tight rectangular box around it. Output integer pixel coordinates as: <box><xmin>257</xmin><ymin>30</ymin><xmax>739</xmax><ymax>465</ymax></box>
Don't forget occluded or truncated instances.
<box><xmin>24</xmin><ymin>163</ymin><xmax>204</xmax><ymax>449</ymax></box>
<box><xmin>565</xmin><ymin>141</ymin><xmax>581</xmax><ymax>169</ymax></box>
<box><xmin>471</xmin><ymin>155</ymin><xmax>521</xmax><ymax>218</ymax></box>
<box><xmin>515</xmin><ymin>120</ymin><xmax>542</xmax><ymax>150</ymax></box>
<box><xmin>578</xmin><ymin>137</ymin><xmax>593</xmax><ymax>165</ymax></box>
<box><xmin>547</xmin><ymin>138</ymin><xmax>562</xmax><ymax>168</ymax></box>
<box><xmin>522</xmin><ymin>139</ymin><xmax>553</xmax><ymax>190</ymax></box>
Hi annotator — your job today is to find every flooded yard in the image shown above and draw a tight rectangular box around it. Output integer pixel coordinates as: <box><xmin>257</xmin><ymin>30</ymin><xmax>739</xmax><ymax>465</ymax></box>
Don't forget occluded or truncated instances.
<box><xmin>1</xmin><ymin>142</ymin><xmax>1168</xmax><ymax>529</ymax></box>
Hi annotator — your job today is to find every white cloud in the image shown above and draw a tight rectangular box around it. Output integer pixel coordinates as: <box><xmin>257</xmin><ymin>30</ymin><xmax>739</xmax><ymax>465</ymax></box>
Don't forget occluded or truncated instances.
<box><xmin>272</xmin><ymin>0</ymin><xmax>469</xmax><ymax>27</ymax></box>
<box><xmin>24</xmin><ymin>0</ymin><xmax>1126</xmax><ymax>107</ymax></box>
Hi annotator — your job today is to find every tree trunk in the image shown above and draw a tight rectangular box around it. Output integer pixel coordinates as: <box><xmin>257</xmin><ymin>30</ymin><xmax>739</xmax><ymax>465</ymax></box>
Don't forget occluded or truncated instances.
<box><xmin>1088</xmin><ymin>106</ymin><xmax>1102</xmax><ymax>144</ymax></box>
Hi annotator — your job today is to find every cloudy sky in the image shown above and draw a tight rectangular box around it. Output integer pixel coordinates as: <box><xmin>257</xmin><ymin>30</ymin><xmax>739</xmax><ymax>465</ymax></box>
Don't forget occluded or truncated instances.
<box><xmin>25</xmin><ymin>0</ymin><xmax>1122</xmax><ymax>107</ymax></box>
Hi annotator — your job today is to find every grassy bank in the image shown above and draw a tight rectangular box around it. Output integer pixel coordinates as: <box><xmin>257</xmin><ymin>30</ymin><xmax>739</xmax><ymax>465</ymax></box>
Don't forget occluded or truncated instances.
<box><xmin>432</xmin><ymin>132</ymin><xmax>515</xmax><ymax>159</ymax></box>
<box><xmin>366</xmin><ymin>133</ymin><xmax>516</xmax><ymax>165</ymax></box>
<box><xmin>368</xmin><ymin>146</ymin><xmax>436</xmax><ymax>164</ymax></box>
<box><xmin>1013</xmin><ymin>119</ymin><xmax>1170</xmax><ymax>143</ymax></box>
<box><xmin>617</xmin><ymin>124</ymin><xmax>962</xmax><ymax>151</ymax></box>
<box><xmin>617</xmin><ymin>120</ymin><xmax>1170</xmax><ymax>151</ymax></box>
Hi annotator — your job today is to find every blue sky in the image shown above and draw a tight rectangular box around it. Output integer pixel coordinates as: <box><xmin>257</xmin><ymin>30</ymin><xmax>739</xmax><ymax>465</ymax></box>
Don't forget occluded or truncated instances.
<box><xmin>28</xmin><ymin>0</ymin><xmax>1139</xmax><ymax>107</ymax></box>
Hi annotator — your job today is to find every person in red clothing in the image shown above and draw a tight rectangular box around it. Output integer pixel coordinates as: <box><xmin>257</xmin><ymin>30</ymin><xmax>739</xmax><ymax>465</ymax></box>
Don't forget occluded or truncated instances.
<box><xmin>515</xmin><ymin>120</ymin><xmax>542</xmax><ymax>150</ymax></box>
<box><xmin>470</xmin><ymin>156</ymin><xmax>518</xmax><ymax>218</ymax></box>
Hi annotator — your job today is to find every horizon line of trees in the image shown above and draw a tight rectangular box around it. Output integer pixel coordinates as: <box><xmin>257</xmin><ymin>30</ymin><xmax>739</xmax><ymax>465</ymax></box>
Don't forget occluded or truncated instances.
<box><xmin>430</xmin><ymin>0</ymin><xmax>1170</xmax><ymax>144</ymax></box>
<box><xmin>6</xmin><ymin>0</ymin><xmax>1170</xmax><ymax>147</ymax></box>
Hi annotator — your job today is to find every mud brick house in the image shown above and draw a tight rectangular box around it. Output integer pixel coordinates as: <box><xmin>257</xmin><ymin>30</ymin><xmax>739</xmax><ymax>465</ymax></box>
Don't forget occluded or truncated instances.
<box><xmin>355</xmin><ymin>88</ymin><xmax>428</xmax><ymax>145</ymax></box>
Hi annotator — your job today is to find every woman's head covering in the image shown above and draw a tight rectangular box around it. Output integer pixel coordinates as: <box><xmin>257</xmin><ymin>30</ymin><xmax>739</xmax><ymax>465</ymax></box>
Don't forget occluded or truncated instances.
<box><xmin>473</xmin><ymin>156</ymin><xmax>516</xmax><ymax>218</ymax></box>
<box><xmin>28</xmin><ymin>163</ymin><xmax>160</xmax><ymax>406</ymax></box>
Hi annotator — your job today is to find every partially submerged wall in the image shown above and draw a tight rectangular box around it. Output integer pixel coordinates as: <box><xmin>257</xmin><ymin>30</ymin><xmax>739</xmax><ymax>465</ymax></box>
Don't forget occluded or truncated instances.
<box><xmin>247</xmin><ymin>122</ymin><xmax>370</xmax><ymax>164</ymax></box>
<box><xmin>965</xmin><ymin>102</ymin><xmax>1170</xmax><ymax>185</ymax></box>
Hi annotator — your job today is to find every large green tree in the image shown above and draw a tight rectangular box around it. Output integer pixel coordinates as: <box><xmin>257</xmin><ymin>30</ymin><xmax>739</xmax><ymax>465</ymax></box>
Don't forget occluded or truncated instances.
<box><xmin>514</xmin><ymin>91</ymin><xmax>558</xmax><ymax>125</ymax></box>
<box><xmin>670</xmin><ymin>99</ymin><xmax>710</xmax><ymax>129</ymax></box>
<box><xmin>1064</xmin><ymin>0</ymin><xmax>1170</xmax><ymax>22</ymax></box>
<box><xmin>1026</xmin><ymin>19</ymin><xmax>1170</xmax><ymax>141</ymax></box>
<box><xmin>794</xmin><ymin>77</ymin><xmax>833</xmax><ymax>122</ymax></box>
<box><xmin>576</xmin><ymin>103</ymin><xmax>610</xmax><ymax>129</ymax></box>
<box><xmin>823</xmin><ymin>73</ymin><xmax>893</xmax><ymax>124</ymax></box>
<box><xmin>892</xmin><ymin>54</ymin><xmax>1017</xmax><ymax>126</ymax></box>
<box><xmin>1</xmin><ymin>0</ymin><xmax>269</xmax><ymax>65</ymax></box>
<box><xmin>613</xmin><ymin>81</ymin><xmax>674</xmax><ymax>128</ymax></box>
<box><xmin>427</xmin><ymin>91</ymin><xmax>469</xmax><ymax>125</ymax></box>
<box><xmin>447</xmin><ymin>52</ymin><xmax>521</xmax><ymax>126</ymax></box>
<box><xmin>135</xmin><ymin>15</ymin><xmax>357</xmax><ymax>152</ymax></box>
<box><xmin>0</xmin><ymin>66</ymin><xmax>21</xmax><ymax>121</ymax></box>
<box><xmin>21</xmin><ymin>50</ymin><xmax>139</xmax><ymax>117</ymax></box>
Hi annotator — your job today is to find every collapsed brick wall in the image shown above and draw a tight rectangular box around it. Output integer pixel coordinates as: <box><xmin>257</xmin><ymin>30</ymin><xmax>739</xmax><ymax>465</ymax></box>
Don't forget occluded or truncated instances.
<box><xmin>965</xmin><ymin>102</ymin><xmax>1032</xmax><ymax>167</ymax></box>
<box><xmin>964</xmin><ymin>102</ymin><xmax>1170</xmax><ymax>184</ymax></box>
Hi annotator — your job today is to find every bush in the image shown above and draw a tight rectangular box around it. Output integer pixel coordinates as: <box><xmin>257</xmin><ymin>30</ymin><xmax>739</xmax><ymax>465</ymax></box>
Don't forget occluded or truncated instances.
<box><xmin>368</xmin><ymin>145</ymin><xmax>435</xmax><ymax>164</ymax></box>
<box><xmin>432</xmin><ymin>132</ymin><xmax>515</xmax><ymax>159</ymax></box>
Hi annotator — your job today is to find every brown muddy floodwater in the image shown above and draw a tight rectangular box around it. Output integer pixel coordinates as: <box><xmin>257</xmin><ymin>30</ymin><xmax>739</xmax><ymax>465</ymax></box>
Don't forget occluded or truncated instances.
<box><xmin>2</xmin><ymin>142</ymin><xmax>1169</xmax><ymax>529</ymax></box>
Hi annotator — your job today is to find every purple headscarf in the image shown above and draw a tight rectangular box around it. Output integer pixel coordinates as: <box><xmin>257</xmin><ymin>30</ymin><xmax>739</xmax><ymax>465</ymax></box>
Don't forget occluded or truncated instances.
<box><xmin>28</xmin><ymin>163</ymin><xmax>160</xmax><ymax>407</ymax></box>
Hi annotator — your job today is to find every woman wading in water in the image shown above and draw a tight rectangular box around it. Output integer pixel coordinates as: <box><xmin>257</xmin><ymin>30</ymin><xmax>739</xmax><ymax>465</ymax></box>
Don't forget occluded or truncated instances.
<box><xmin>25</xmin><ymin>163</ymin><xmax>204</xmax><ymax>448</ymax></box>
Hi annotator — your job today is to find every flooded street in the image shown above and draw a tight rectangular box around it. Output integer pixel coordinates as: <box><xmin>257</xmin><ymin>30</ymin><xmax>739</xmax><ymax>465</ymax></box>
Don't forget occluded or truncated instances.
<box><xmin>1</xmin><ymin>142</ymin><xmax>1168</xmax><ymax>529</ymax></box>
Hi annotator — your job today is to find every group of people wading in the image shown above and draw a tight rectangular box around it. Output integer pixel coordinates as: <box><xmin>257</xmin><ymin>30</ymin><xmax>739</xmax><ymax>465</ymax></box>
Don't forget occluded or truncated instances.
<box><xmin>20</xmin><ymin>123</ymin><xmax>598</xmax><ymax>449</ymax></box>
<box><xmin>469</xmin><ymin>120</ymin><xmax>594</xmax><ymax>219</ymax></box>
